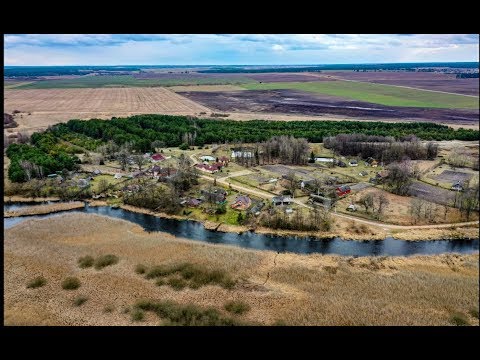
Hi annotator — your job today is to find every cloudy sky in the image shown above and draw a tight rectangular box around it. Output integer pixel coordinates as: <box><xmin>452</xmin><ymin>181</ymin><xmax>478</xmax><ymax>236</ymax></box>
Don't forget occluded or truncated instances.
<box><xmin>4</xmin><ymin>34</ymin><xmax>479</xmax><ymax>66</ymax></box>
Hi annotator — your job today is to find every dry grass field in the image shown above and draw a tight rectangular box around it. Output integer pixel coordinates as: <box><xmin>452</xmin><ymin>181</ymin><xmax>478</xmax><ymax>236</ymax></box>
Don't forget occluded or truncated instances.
<box><xmin>169</xmin><ymin>84</ymin><xmax>246</xmax><ymax>92</ymax></box>
<box><xmin>4</xmin><ymin>88</ymin><xmax>211</xmax><ymax>133</ymax></box>
<box><xmin>4</xmin><ymin>213</ymin><xmax>479</xmax><ymax>326</ymax></box>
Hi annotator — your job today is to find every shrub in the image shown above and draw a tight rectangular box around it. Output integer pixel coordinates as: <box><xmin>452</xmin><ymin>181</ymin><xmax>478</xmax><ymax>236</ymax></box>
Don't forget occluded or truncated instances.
<box><xmin>135</xmin><ymin>300</ymin><xmax>245</xmax><ymax>326</ymax></box>
<box><xmin>94</xmin><ymin>254</ymin><xmax>119</xmax><ymax>270</ymax></box>
<box><xmin>62</xmin><ymin>277</ymin><xmax>81</xmax><ymax>290</ymax></box>
<box><xmin>73</xmin><ymin>296</ymin><xmax>88</xmax><ymax>307</ymax></box>
<box><xmin>469</xmin><ymin>308</ymin><xmax>479</xmax><ymax>319</ymax></box>
<box><xmin>224</xmin><ymin>300</ymin><xmax>251</xmax><ymax>315</ymax></box>
<box><xmin>78</xmin><ymin>255</ymin><xmax>94</xmax><ymax>268</ymax></box>
<box><xmin>26</xmin><ymin>276</ymin><xmax>47</xmax><ymax>289</ymax></box>
<box><xmin>103</xmin><ymin>305</ymin><xmax>114</xmax><ymax>313</ymax></box>
<box><xmin>167</xmin><ymin>278</ymin><xmax>187</xmax><ymax>290</ymax></box>
<box><xmin>131</xmin><ymin>309</ymin><xmax>145</xmax><ymax>322</ymax></box>
<box><xmin>450</xmin><ymin>312</ymin><xmax>470</xmax><ymax>326</ymax></box>
<box><xmin>155</xmin><ymin>279</ymin><xmax>165</xmax><ymax>287</ymax></box>
<box><xmin>135</xmin><ymin>264</ymin><xmax>147</xmax><ymax>274</ymax></box>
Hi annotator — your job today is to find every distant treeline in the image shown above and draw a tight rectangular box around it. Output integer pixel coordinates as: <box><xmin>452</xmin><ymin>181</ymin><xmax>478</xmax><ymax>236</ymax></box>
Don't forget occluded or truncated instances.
<box><xmin>4</xmin><ymin>66</ymin><xmax>141</xmax><ymax>77</ymax></box>
<box><xmin>198</xmin><ymin>62</ymin><xmax>479</xmax><ymax>73</ymax></box>
<box><xmin>323</xmin><ymin>134</ymin><xmax>439</xmax><ymax>163</ymax></box>
<box><xmin>53</xmin><ymin>115</ymin><xmax>478</xmax><ymax>152</ymax></box>
<box><xmin>456</xmin><ymin>73</ymin><xmax>479</xmax><ymax>78</ymax></box>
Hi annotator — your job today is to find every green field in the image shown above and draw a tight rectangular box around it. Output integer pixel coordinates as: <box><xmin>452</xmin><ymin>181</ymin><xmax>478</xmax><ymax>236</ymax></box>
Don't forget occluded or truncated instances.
<box><xmin>241</xmin><ymin>81</ymin><xmax>479</xmax><ymax>109</ymax></box>
<box><xmin>15</xmin><ymin>75</ymin><xmax>253</xmax><ymax>89</ymax></box>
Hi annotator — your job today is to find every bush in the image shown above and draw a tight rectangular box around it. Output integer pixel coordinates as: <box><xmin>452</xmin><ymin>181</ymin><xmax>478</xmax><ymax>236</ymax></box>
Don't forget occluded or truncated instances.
<box><xmin>469</xmin><ymin>308</ymin><xmax>479</xmax><ymax>319</ymax></box>
<box><xmin>179</xmin><ymin>143</ymin><xmax>189</xmax><ymax>150</ymax></box>
<box><xmin>78</xmin><ymin>255</ymin><xmax>94</xmax><ymax>268</ymax></box>
<box><xmin>103</xmin><ymin>305</ymin><xmax>114</xmax><ymax>313</ymax></box>
<box><xmin>73</xmin><ymin>296</ymin><xmax>88</xmax><ymax>307</ymax></box>
<box><xmin>450</xmin><ymin>313</ymin><xmax>470</xmax><ymax>326</ymax></box>
<box><xmin>94</xmin><ymin>254</ymin><xmax>119</xmax><ymax>270</ymax></box>
<box><xmin>224</xmin><ymin>300</ymin><xmax>251</xmax><ymax>315</ymax></box>
<box><xmin>155</xmin><ymin>279</ymin><xmax>166</xmax><ymax>287</ymax></box>
<box><xmin>135</xmin><ymin>300</ymin><xmax>245</xmax><ymax>326</ymax></box>
<box><xmin>131</xmin><ymin>309</ymin><xmax>145</xmax><ymax>322</ymax></box>
<box><xmin>26</xmin><ymin>276</ymin><xmax>47</xmax><ymax>289</ymax></box>
<box><xmin>167</xmin><ymin>278</ymin><xmax>187</xmax><ymax>290</ymax></box>
<box><xmin>62</xmin><ymin>277</ymin><xmax>81</xmax><ymax>290</ymax></box>
<box><xmin>135</xmin><ymin>264</ymin><xmax>147</xmax><ymax>274</ymax></box>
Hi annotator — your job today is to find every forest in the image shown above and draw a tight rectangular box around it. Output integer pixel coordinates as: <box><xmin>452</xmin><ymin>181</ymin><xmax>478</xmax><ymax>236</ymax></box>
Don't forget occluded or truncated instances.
<box><xmin>5</xmin><ymin>114</ymin><xmax>479</xmax><ymax>182</ymax></box>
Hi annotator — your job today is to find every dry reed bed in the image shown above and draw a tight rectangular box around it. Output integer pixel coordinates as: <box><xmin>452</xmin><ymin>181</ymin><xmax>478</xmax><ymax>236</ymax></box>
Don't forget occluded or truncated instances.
<box><xmin>4</xmin><ymin>213</ymin><xmax>479</xmax><ymax>326</ymax></box>
<box><xmin>4</xmin><ymin>201</ymin><xmax>85</xmax><ymax>218</ymax></box>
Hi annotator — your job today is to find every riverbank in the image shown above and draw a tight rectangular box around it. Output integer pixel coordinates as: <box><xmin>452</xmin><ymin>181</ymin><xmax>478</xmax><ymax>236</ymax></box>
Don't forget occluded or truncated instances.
<box><xmin>4</xmin><ymin>198</ymin><xmax>479</xmax><ymax>241</ymax></box>
<box><xmin>4</xmin><ymin>201</ymin><xmax>85</xmax><ymax>218</ymax></box>
<box><xmin>4</xmin><ymin>213</ymin><xmax>479</xmax><ymax>326</ymax></box>
<box><xmin>4</xmin><ymin>196</ymin><xmax>61</xmax><ymax>203</ymax></box>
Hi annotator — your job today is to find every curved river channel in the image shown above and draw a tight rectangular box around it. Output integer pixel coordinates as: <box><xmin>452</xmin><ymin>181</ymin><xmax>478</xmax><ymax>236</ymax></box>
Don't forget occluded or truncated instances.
<box><xmin>4</xmin><ymin>202</ymin><xmax>479</xmax><ymax>257</ymax></box>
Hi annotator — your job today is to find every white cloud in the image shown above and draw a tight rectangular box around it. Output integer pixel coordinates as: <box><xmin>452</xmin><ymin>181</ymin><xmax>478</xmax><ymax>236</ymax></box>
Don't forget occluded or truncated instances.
<box><xmin>272</xmin><ymin>44</ymin><xmax>285</xmax><ymax>51</ymax></box>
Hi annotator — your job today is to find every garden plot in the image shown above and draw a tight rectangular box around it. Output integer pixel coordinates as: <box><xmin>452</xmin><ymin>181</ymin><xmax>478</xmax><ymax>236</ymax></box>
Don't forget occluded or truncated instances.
<box><xmin>432</xmin><ymin>170</ymin><xmax>474</xmax><ymax>184</ymax></box>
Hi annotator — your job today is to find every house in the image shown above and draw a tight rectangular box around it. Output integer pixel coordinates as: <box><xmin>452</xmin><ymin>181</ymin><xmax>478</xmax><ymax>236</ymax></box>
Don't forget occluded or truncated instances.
<box><xmin>346</xmin><ymin>204</ymin><xmax>357</xmax><ymax>212</ymax></box>
<box><xmin>92</xmin><ymin>169</ymin><xmax>101</xmax><ymax>176</ymax></box>
<box><xmin>231</xmin><ymin>195</ymin><xmax>251</xmax><ymax>210</ymax></box>
<box><xmin>123</xmin><ymin>184</ymin><xmax>140</xmax><ymax>193</ymax></box>
<box><xmin>272</xmin><ymin>195</ymin><xmax>293</xmax><ymax>206</ymax></box>
<box><xmin>47</xmin><ymin>174</ymin><xmax>58</xmax><ymax>178</ymax></box>
<box><xmin>337</xmin><ymin>160</ymin><xmax>347</xmax><ymax>168</ymax></box>
<box><xmin>285</xmin><ymin>208</ymin><xmax>294</xmax><ymax>214</ymax></box>
<box><xmin>349</xmin><ymin>160</ymin><xmax>358</xmax><ymax>167</ymax></box>
<box><xmin>370</xmin><ymin>160</ymin><xmax>378</xmax><ymax>167</ymax></box>
<box><xmin>231</xmin><ymin>150</ymin><xmax>253</xmax><ymax>159</ymax></box>
<box><xmin>359</xmin><ymin>171</ymin><xmax>368</xmax><ymax>177</ymax></box>
<box><xmin>113</xmin><ymin>173</ymin><xmax>123</xmax><ymax>179</ymax></box>
<box><xmin>151</xmin><ymin>153</ymin><xmax>166</xmax><ymax>162</ymax></box>
<box><xmin>195</xmin><ymin>163</ymin><xmax>222</xmax><ymax>174</ymax></box>
<box><xmin>143</xmin><ymin>152</ymin><xmax>152</xmax><ymax>159</ymax></box>
<box><xmin>451</xmin><ymin>182</ymin><xmax>463</xmax><ymax>191</ymax></box>
<box><xmin>249</xmin><ymin>201</ymin><xmax>265</xmax><ymax>215</ymax></box>
<box><xmin>218</xmin><ymin>156</ymin><xmax>230</xmax><ymax>165</ymax></box>
<box><xmin>375</xmin><ymin>170</ymin><xmax>389</xmax><ymax>182</ymax></box>
<box><xmin>201</xmin><ymin>188</ymin><xmax>227</xmax><ymax>203</ymax></box>
<box><xmin>336</xmin><ymin>185</ymin><xmax>351</xmax><ymax>197</ymax></box>
<box><xmin>308</xmin><ymin>194</ymin><xmax>332</xmax><ymax>208</ymax></box>
<box><xmin>315</xmin><ymin>157</ymin><xmax>335</xmax><ymax>163</ymax></box>
<box><xmin>184</xmin><ymin>198</ymin><xmax>202</xmax><ymax>207</ymax></box>
<box><xmin>200</xmin><ymin>155</ymin><xmax>216</xmax><ymax>162</ymax></box>
<box><xmin>131</xmin><ymin>170</ymin><xmax>144</xmax><ymax>178</ymax></box>
<box><xmin>151</xmin><ymin>165</ymin><xmax>161</xmax><ymax>177</ymax></box>
<box><xmin>77</xmin><ymin>178</ymin><xmax>90</xmax><ymax>188</ymax></box>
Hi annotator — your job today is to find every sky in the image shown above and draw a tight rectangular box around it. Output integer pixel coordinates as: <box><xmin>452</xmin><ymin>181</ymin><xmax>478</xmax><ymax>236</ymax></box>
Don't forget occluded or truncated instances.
<box><xmin>4</xmin><ymin>34</ymin><xmax>479</xmax><ymax>66</ymax></box>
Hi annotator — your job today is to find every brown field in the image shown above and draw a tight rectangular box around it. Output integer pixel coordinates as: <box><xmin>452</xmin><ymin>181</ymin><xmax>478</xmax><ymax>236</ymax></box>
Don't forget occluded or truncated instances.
<box><xmin>178</xmin><ymin>89</ymin><xmax>479</xmax><ymax>125</ymax></box>
<box><xmin>4</xmin><ymin>88</ymin><xmax>211</xmax><ymax>133</ymax></box>
<box><xmin>323</xmin><ymin>71</ymin><xmax>479</xmax><ymax>96</ymax></box>
<box><xmin>169</xmin><ymin>84</ymin><xmax>246</xmax><ymax>92</ymax></box>
<box><xmin>4</xmin><ymin>213</ymin><xmax>479</xmax><ymax>326</ymax></box>
<box><xmin>337</xmin><ymin>187</ymin><xmax>473</xmax><ymax>226</ymax></box>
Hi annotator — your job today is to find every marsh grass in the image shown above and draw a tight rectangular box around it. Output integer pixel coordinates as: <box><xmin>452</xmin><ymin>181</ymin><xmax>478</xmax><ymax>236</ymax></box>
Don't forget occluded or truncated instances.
<box><xmin>145</xmin><ymin>262</ymin><xmax>236</xmax><ymax>290</ymax></box>
<box><xmin>135</xmin><ymin>300</ymin><xmax>245</xmax><ymax>326</ymax></box>
<box><xmin>78</xmin><ymin>256</ymin><xmax>94</xmax><ymax>269</ymax></box>
<box><xmin>224</xmin><ymin>300</ymin><xmax>251</xmax><ymax>315</ymax></box>
<box><xmin>94</xmin><ymin>255</ymin><xmax>119</xmax><ymax>270</ymax></box>
<box><xmin>73</xmin><ymin>296</ymin><xmax>88</xmax><ymax>307</ymax></box>
<box><xmin>131</xmin><ymin>309</ymin><xmax>145</xmax><ymax>322</ymax></box>
<box><xmin>450</xmin><ymin>312</ymin><xmax>470</xmax><ymax>326</ymax></box>
<box><xmin>469</xmin><ymin>308</ymin><xmax>479</xmax><ymax>319</ymax></box>
<box><xmin>61</xmin><ymin>277</ymin><xmax>80</xmax><ymax>290</ymax></box>
<box><xmin>26</xmin><ymin>276</ymin><xmax>47</xmax><ymax>289</ymax></box>
<box><xmin>135</xmin><ymin>264</ymin><xmax>147</xmax><ymax>274</ymax></box>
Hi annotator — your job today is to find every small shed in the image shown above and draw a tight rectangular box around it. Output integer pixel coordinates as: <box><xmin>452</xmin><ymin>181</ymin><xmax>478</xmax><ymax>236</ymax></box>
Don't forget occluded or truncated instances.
<box><xmin>114</xmin><ymin>173</ymin><xmax>123</xmax><ymax>179</ymax></box>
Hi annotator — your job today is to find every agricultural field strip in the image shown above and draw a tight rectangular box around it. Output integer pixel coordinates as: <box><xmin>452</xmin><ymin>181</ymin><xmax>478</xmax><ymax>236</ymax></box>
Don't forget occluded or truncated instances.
<box><xmin>4</xmin><ymin>88</ymin><xmax>211</xmax><ymax>114</ymax></box>
<box><xmin>241</xmin><ymin>80</ymin><xmax>479</xmax><ymax>109</ymax></box>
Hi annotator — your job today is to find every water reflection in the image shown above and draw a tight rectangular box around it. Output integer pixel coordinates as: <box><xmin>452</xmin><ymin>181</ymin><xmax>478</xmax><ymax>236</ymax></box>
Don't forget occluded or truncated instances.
<box><xmin>3</xmin><ymin>204</ymin><xmax>479</xmax><ymax>257</ymax></box>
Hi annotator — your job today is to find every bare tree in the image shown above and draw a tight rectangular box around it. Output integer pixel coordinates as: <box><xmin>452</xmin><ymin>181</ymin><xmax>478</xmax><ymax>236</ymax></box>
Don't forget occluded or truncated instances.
<box><xmin>117</xmin><ymin>148</ymin><xmax>130</xmax><ymax>171</ymax></box>
<box><xmin>409</xmin><ymin>198</ymin><xmax>425</xmax><ymax>224</ymax></box>
<box><xmin>375</xmin><ymin>194</ymin><xmax>389</xmax><ymax>219</ymax></box>
<box><xmin>284</xmin><ymin>171</ymin><xmax>298</xmax><ymax>198</ymax></box>
<box><xmin>385</xmin><ymin>161</ymin><xmax>414</xmax><ymax>195</ymax></box>
<box><xmin>132</xmin><ymin>155</ymin><xmax>148</xmax><ymax>171</ymax></box>
<box><xmin>20</xmin><ymin>160</ymin><xmax>34</xmax><ymax>181</ymax></box>
<box><xmin>358</xmin><ymin>193</ymin><xmax>374</xmax><ymax>214</ymax></box>
<box><xmin>97</xmin><ymin>179</ymin><xmax>109</xmax><ymax>194</ymax></box>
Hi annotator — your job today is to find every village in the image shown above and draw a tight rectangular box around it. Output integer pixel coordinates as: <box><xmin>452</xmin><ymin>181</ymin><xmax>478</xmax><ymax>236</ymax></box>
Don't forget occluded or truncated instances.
<box><xmin>22</xmin><ymin>137</ymin><xmax>477</xmax><ymax>231</ymax></box>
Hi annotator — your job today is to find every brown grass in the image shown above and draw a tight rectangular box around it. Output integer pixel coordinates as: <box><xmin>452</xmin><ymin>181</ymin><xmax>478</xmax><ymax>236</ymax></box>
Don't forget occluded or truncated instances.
<box><xmin>4</xmin><ymin>201</ymin><xmax>84</xmax><ymax>218</ymax></box>
<box><xmin>4</xmin><ymin>213</ymin><xmax>478</xmax><ymax>326</ymax></box>
<box><xmin>169</xmin><ymin>85</ymin><xmax>245</xmax><ymax>92</ymax></box>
